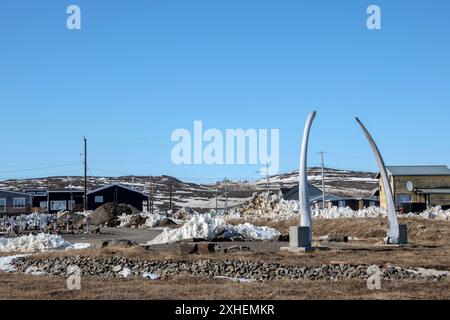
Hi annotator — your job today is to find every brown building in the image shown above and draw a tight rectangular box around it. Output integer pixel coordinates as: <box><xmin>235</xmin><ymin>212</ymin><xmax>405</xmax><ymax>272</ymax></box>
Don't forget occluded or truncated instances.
<box><xmin>376</xmin><ymin>165</ymin><xmax>450</xmax><ymax>212</ymax></box>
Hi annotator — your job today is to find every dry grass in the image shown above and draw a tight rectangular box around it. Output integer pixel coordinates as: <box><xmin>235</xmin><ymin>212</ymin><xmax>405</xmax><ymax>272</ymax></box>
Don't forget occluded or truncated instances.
<box><xmin>2</xmin><ymin>218</ymin><xmax>450</xmax><ymax>300</ymax></box>
<box><xmin>1</xmin><ymin>273</ymin><xmax>449</xmax><ymax>300</ymax></box>
<box><xmin>227</xmin><ymin>217</ymin><xmax>450</xmax><ymax>245</ymax></box>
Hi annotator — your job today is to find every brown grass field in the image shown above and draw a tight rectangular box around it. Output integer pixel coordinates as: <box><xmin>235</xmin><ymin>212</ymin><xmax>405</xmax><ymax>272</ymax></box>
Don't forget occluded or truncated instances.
<box><xmin>1</xmin><ymin>217</ymin><xmax>450</xmax><ymax>300</ymax></box>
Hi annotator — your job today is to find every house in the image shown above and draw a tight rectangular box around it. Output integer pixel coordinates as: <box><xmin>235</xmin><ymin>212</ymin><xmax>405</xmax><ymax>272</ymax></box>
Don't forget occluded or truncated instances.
<box><xmin>0</xmin><ymin>189</ymin><xmax>33</xmax><ymax>216</ymax></box>
<box><xmin>280</xmin><ymin>185</ymin><xmax>379</xmax><ymax>210</ymax></box>
<box><xmin>315</xmin><ymin>196</ymin><xmax>379</xmax><ymax>210</ymax></box>
<box><xmin>25</xmin><ymin>189</ymin><xmax>85</xmax><ymax>214</ymax></box>
<box><xmin>376</xmin><ymin>165</ymin><xmax>450</xmax><ymax>212</ymax></box>
<box><xmin>87</xmin><ymin>184</ymin><xmax>148</xmax><ymax>211</ymax></box>
<box><xmin>279</xmin><ymin>184</ymin><xmax>324</xmax><ymax>202</ymax></box>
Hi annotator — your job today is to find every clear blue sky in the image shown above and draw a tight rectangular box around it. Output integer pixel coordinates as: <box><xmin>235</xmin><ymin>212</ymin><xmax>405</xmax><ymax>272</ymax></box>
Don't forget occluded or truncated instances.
<box><xmin>1</xmin><ymin>0</ymin><xmax>449</xmax><ymax>182</ymax></box>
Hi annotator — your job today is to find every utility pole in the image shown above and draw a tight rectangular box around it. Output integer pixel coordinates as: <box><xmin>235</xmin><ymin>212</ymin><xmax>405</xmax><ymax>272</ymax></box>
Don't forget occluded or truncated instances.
<box><xmin>149</xmin><ymin>176</ymin><xmax>154</xmax><ymax>214</ymax></box>
<box><xmin>84</xmin><ymin>136</ymin><xmax>87</xmax><ymax>212</ymax></box>
<box><xmin>215</xmin><ymin>182</ymin><xmax>218</xmax><ymax>214</ymax></box>
<box><xmin>224</xmin><ymin>178</ymin><xmax>228</xmax><ymax>214</ymax></box>
<box><xmin>317</xmin><ymin>151</ymin><xmax>326</xmax><ymax>210</ymax></box>
<box><xmin>169</xmin><ymin>177</ymin><xmax>173</xmax><ymax>212</ymax></box>
<box><xmin>266</xmin><ymin>162</ymin><xmax>270</xmax><ymax>198</ymax></box>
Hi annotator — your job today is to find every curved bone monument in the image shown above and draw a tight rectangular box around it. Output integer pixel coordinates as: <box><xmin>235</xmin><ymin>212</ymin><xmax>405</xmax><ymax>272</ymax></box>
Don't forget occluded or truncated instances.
<box><xmin>299</xmin><ymin>111</ymin><xmax>317</xmax><ymax>242</ymax></box>
<box><xmin>282</xmin><ymin>111</ymin><xmax>317</xmax><ymax>252</ymax></box>
<box><xmin>355</xmin><ymin>117</ymin><xmax>406</xmax><ymax>245</ymax></box>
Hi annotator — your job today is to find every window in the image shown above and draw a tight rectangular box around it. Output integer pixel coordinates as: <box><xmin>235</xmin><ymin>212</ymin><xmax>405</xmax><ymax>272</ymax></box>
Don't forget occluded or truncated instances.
<box><xmin>39</xmin><ymin>201</ymin><xmax>48</xmax><ymax>208</ymax></box>
<box><xmin>0</xmin><ymin>198</ymin><xmax>6</xmax><ymax>212</ymax></box>
<box><xmin>13</xmin><ymin>197</ymin><xmax>26</xmax><ymax>208</ymax></box>
<box><xmin>95</xmin><ymin>196</ymin><xmax>104</xmax><ymax>203</ymax></box>
<box><xmin>397</xmin><ymin>194</ymin><xmax>412</xmax><ymax>205</ymax></box>
<box><xmin>50</xmin><ymin>201</ymin><xmax>67</xmax><ymax>211</ymax></box>
<box><xmin>338</xmin><ymin>200</ymin><xmax>346</xmax><ymax>208</ymax></box>
<box><xmin>68</xmin><ymin>200</ymin><xmax>75</xmax><ymax>211</ymax></box>
<box><xmin>369</xmin><ymin>201</ymin><xmax>376</xmax><ymax>207</ymax></box>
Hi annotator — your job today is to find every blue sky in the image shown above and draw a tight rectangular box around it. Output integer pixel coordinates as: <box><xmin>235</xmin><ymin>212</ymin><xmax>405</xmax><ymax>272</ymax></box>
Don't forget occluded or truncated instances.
<box><xmin>0</xmin><ymin>0</ymin><xmax>449</xmax><ymax>182</ymax></box>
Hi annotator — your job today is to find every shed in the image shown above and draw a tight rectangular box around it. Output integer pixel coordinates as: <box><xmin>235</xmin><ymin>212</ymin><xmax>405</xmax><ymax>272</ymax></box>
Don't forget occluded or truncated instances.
<box><xmin>87</xmin><ymin>184</ymin><xmax>148</xmax><ymax>211</ymax></box>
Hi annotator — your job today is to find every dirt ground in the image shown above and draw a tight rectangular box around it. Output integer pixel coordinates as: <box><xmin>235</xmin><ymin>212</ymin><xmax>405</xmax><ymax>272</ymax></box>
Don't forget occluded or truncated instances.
<box><xmin>1</xmin><ymin>217</ymin><xmax>450</xmax><ymax>300</ymax></box>
<box><xmin>1</xmin><ymin>273</ymin><xmax>449</xmax><ymax>300</ymax></box>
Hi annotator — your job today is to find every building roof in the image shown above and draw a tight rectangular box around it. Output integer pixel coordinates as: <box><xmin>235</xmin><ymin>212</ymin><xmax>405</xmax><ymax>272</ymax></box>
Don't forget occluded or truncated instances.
<box><xmin>310</xmin><ymin>194</ymin><xmax>343</xmax><ymax>203</ymax></box>
<box><xmin>0</xmin><ymin>189</ymin><xmax>33</xmax><ymax>197</ymax></box>
<box><xmin>281</xmin><ymin>184</ymin><xmax>323</xmax><ymax>201</ymax></box>
<box><xmin>416</xmin><ymin>188</ymin><xmax>450</xmax><ymax>195</ymax></box>
<box><xmin>376</xmin><ymin>165</ymin><xmax>450</xmax><ymax>178</ymax></box>
<box><xmin>87</xmin><ymin>184</ymin><xmax>147</xmax><ymax>196</ymax></box>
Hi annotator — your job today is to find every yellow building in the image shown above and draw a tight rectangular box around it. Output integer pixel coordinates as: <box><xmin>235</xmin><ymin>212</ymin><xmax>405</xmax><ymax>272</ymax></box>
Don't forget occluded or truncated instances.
<box><xmin>377</xmin><ymin>165</ymin><xmax>450</xmax><ymax>212</ymax></box>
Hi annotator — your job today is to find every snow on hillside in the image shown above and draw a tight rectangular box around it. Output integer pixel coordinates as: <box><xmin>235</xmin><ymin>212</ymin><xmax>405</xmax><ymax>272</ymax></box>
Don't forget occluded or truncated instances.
<box><xmin>0</xmin><ymin>168</ymin><xmax>378</xmax><ymax>212</ymax></box>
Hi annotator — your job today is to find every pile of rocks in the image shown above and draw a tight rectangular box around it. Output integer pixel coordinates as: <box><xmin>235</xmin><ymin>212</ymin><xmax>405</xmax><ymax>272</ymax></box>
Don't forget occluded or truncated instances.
<box><xmin>11</xmin><ymin>256</ymin><xmax>449</xmax><ymax>282</ymax></box>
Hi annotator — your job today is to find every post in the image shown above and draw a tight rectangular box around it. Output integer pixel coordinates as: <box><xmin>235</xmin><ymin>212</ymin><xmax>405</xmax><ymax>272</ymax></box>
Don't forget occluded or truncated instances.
<box><xmin>224</xmin><ymin>178</ymin><xmax>228</xmax><ymax>214</ymax></box>
<box><xmin>317</xmin><ymin>151</ymin><xmax>326</xmax><ymax>210</ymax></box>
<box><xmin>266</xmin><ymin>162</ymin><xmax>270</xmax><ymax>198</ymax></box>
<box><xmin>84</xmin><ymin>136</ymin><xmax>87</xmax><ymax>212</ymax></box>
<box><xmin>169</xmin><ymin>177</ymin><xmax>173</xmax><ymax>211</ymax></box>
<box><xmin>215</xmin><ymin>182</ymin><xmax>218</xmax><ymax>214</ymax></box>
<box><xmin>149</xmin><ymin>176</ymin><xmax>153</xmax><ymax>214</ymax></box>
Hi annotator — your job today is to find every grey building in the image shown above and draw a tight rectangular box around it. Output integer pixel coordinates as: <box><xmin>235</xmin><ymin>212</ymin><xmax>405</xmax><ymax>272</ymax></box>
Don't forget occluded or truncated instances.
<box><xmin>0</xmin><ymin>189</ymin><xmax>33</xmax><ymax>216</ymax></box>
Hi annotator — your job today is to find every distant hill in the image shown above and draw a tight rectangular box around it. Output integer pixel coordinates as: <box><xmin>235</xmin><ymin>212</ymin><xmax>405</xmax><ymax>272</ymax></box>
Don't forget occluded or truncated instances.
<box><xmin>0</xmin><ymin>167</ymin><xmax>378</xmax><ymax>212</ymax></box>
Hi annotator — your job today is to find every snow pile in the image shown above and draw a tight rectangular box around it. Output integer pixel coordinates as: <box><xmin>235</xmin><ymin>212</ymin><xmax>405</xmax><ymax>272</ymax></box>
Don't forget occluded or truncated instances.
<box><xmin>118</xmin><ymin>213</ymin><xmax>134</xmax><ymax>228</ymax></box>
<box><xmin>147</xmin><ymin>214</ymin><xmax>280</xmax><ymax>245</ymax></box>
<box><xmin>25</xmin><ymin>266</ymin><xmax>48</xmax><ymax>276</ymax></box>
<box><xmin>227</xmin><ymin>192</ymin><xmax>450</xmax><ymax>221</ymax></box>
<box><xmin>118</xmin><ymin>267</ymin><xmax>132</xmax><ymax>278</ymax></box>
<box><xmin>0</xmin><ymin>233</ymin><xmax>90</xmax><ymax>253</ymax></box>
<box><xmin>234</xmin><ymin>223</ymin><xmax>281</xmax><ymax>241</ymax></box>
<box><xmin>117</xmin><ymin>212</ymin><xmax>178</xmax><ymax>228</ymax></box>
<box><xmin>0</xmin><ymin>213</ymin><xmax>56</xmax><ymax>231</ymax></box>
<box><xmin>312</xmin><ymin>206</ymin><xmax>386</xmax><ymax>219</ymax></box>
<box><xmin>406</xmin><ymin>206</ymin><xmax>450</xmax><ymax>221</ymax></box>
<box><xmin>142</xmin><ymin>272</ymin><xmax>160</xmax><ymax>280</ymax></box>
<box><xmin>142</xmin><ymin>213</ymin><xmax>170</xmax><ymax>228</ymax></box>
<box><xmin>0</xmin><ymin>254</ymin><xmax>29</xmax><ymax>273</ymax></box>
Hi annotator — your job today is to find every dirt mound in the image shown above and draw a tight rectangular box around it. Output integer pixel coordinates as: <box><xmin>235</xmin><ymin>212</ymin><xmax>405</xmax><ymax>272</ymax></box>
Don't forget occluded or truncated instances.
<box><xmin>57</xmin><ymin>212</ymin><xmax>85</xmax><ymax>226</ymax></box>
<box><xmin>172</xmin><ymin>207</ymin><xmax>197</xmax><ymax>220</ymax></box>
<box><xmin>157</xmin><ymin>217</ymin><xmax>177</xmax><ymax>227</ymax></box>
<box><xmin>90</xmin><ymin>203</ymin><xmax>140</xmax><ymax>227</ymax></box>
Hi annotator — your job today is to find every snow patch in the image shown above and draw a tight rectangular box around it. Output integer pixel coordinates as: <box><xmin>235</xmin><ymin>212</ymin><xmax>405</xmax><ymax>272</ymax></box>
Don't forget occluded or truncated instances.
<box><xmin>147</xmin><ymin>214</ymin><xmax>280</xmax><ymax>245</ymax></box>
<box><xmin>118</xmin><ymin>267</ymin><xmax>132</xmax><ymax>278</ymax></box>
<box><xmin>0</xmin><ymin>254</ymin><xmax>30</xmax><ymax>273</ymax></box>
<box><xmin>0</xmin><ymin>233</ymin><xmax>91</xmax><ymax>253</ymax></box>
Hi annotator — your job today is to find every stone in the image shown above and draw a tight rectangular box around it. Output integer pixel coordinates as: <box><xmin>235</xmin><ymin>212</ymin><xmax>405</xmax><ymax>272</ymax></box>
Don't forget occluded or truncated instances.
<box><xmin>178</xmin><ymin>243</ymin><xmax>197</xmax><ymax>255</ymax></box>
<box><xmin>399</xmin><ymin>224</ymin><xmax>408</xmax><ymax>245</ymax></box>
<box><xmin>289</xmin><ymin>226</ymin><xmax>311</xmax><ymax>248</ymax></box>
<box><xmin>196</xmin><ymin>242</ymin><xmax>216</xmax><ymax>254</ymax></box>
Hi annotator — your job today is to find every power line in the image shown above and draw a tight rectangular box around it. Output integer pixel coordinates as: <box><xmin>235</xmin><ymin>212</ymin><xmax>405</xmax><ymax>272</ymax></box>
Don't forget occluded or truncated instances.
<box><xmin>0</xmin><ymin>162</ymin><xmax>81</xmax><ymax>174</ymax></box>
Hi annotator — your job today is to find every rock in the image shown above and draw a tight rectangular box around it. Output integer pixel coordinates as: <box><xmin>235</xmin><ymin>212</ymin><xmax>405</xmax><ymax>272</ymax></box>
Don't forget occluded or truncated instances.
<box><xmin>196</xmin><ymin>242</ymin><xmax>216</xmax><ymax>254</ymax></box>
<box><xmin>91</xmin><ymin>239</ymin><xmax>138</xmax><ymax>249</ymax></box>
<box><xmin>179</xmin><ymin>243</ymin><xmax>197</xmax><ymax>255</ymax></box>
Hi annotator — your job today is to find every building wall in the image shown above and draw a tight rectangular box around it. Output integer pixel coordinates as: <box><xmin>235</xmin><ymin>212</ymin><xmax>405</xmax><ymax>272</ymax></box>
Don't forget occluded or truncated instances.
<box><xmin>379</xmin><ymin>175</ymin><xmax>450</xmax><ymax>209</ymax></box>
<box><xmin>87</xmin><ymin>186</ymin><xmax>147</xmax><ymax>211</ymax></box>
<box><xmin>0</xmin><ymin>190</ymin><xmax>32</xmax><ymax>215</ymax></box>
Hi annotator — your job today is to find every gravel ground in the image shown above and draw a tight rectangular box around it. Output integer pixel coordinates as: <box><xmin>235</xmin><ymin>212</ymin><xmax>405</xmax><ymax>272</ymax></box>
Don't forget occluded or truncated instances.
<box><xmin>11</xmin><ymin>255</ymin><xmax>450</xmax><ymax>282</ymax></box>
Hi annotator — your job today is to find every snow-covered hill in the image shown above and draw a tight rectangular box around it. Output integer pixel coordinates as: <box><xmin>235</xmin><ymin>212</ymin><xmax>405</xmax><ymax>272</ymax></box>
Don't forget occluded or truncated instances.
<box><xmin>0</xmin><ymin>168</ymin><xmax>378</xmax><ymax>211</ymax></box>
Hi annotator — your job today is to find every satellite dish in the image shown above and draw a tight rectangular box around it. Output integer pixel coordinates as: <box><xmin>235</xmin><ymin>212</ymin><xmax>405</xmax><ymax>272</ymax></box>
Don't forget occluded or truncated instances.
<box><xmin>406</xmin><ymin>181</ymin><xmax>414</xmax><ymax>192</ymax></box>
